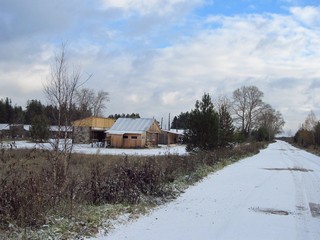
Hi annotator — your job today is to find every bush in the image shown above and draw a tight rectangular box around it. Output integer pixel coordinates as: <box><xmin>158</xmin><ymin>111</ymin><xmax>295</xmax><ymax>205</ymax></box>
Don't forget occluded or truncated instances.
<box><xmin>0</xmin><ymin>142</ymin><xmax>266</xmax><ymax>232</ymax></box>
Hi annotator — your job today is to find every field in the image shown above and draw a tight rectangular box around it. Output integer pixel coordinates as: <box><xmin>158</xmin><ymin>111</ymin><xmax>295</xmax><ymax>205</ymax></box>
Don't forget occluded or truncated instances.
<box><xmin>0</xmin><ymin>141</ymin><xmax>265</xmax><ymax>239</ymax></box>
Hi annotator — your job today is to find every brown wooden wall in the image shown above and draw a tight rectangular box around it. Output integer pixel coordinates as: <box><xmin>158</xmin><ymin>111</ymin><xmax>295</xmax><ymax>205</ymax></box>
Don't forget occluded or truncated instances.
<box><xmin>110</xmin><ymin>133</ymin><xmax>147</xmax><ymax>148</ymax></box>
<box><xmin>110</xmin><ymin>134</ymin><xmax>123</xmax><ymax>148</ymax></box>
<box><xmin>159</xmin><ymin>132</ymin><xmax>178</xmax><ymax>145</ymax></box>
<box><xmin>146</xmin><ymin>132</ymin><xmax>159</xmax><ymax>147</ymax></box>
<box><xmin>72</xmin><ymin>117</ymin><xmax>115</xmax><ymax>128</ymax></box>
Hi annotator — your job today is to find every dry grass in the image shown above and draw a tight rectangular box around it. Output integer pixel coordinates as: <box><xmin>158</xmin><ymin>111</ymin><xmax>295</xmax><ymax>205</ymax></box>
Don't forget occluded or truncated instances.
<box><xmin>0</xmin><ymin>142</ymin><xmax>266</xmax><ymax>239</ymax></box>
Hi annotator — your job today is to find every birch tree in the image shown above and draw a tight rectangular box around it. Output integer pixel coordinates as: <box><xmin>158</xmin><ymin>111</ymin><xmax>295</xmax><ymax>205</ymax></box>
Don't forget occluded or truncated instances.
<box><xmin>44</xmin><ymin>43</ymin><xmax>89</xmax><ymax>187</ymax></box>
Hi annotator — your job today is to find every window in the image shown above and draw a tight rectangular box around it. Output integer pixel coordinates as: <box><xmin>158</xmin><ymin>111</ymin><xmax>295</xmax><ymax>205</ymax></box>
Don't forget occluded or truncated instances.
<box><xmin>131</xmin><ymin>136</ymin><xmax>138</xmax><ymax>139</ymax></box>
<box><xmin>123</xmin><ymin>136</ymin><xmax>128</xmax><ymax>139</ymax></box>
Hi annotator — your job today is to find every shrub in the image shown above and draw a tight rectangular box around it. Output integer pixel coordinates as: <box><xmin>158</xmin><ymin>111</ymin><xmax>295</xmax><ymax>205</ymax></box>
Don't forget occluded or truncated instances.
<box><xmin>0</xmin><ymin>142</ymin><xmax>266</xmax><ymax>231</ymax></box>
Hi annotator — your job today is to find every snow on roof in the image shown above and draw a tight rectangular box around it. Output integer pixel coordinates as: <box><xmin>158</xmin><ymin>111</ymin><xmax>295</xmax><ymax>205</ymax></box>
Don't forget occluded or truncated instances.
<box><xmin>50</xmin><ymin>126</ymin><xmax>73</xmax><ymax>132</ymax></box>
<box><xmin>107</xmin><ymin>118</ymin><xmax>155</xmax><ymax>135</ymax></box>
<box><xmin>0</xmin><ymin>124</ymin><xmax>72</xmax><ymax>132</ymax></box>
<box><xmin>0</xmin><ymin>124</ymin><xmax>10</xmax><ymax>130</ymax></box>
<box><xmin>24</xmin><ymin>125</ymin><xmax>31</xmax><ymax>131</ymax></box>
<box><xmin>168</xmin><ymin>129</ymin><xmax>185</xmax><ymax>135</ymax></box>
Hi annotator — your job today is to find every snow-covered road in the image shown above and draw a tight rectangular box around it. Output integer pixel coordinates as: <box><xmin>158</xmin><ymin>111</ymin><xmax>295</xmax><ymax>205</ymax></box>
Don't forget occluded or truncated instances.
<box><xmin>94</xmin><ymin>141</ymin><xmax>320</xmax><ymax>240</ymax></box>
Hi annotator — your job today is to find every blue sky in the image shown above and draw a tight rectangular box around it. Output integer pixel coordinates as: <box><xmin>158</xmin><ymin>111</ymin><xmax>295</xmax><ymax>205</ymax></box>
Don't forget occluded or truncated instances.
<box><xmin>0</xmin><ymin>0</ymin><xmax>320</xmax><ymax>133</ymax></box>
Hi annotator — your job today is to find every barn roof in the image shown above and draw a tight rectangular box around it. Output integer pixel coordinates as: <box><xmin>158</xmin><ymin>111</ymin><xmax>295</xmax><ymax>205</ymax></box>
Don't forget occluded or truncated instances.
<box><xmin>106</xmin><ymin>118</ymin><xmax>156</xmax><ymax>134</ymax></box>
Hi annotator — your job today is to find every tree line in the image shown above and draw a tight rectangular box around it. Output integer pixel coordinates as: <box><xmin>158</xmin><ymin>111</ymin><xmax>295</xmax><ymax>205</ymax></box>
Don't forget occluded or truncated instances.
<box><xmin>0</xmin><ymin>91</ymin><xmax>108</xmax><ymax>126</ymax></box>
<box><xmin>172</xmin><ymin>86</ymin><xmax>285</xmax><ymax>151</ymax></box>
<box><xmin>294</xmin><ymin>111</ymin><xmax>320</xmax><ymax>148</ymax></box>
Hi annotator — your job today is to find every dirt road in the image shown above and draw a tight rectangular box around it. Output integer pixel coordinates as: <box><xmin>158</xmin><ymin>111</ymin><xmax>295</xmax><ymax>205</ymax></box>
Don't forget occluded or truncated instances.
<box><xmin>94</xmin><ymin>141</ymin><xmax>320</xmax><ymax>240</ymax></box>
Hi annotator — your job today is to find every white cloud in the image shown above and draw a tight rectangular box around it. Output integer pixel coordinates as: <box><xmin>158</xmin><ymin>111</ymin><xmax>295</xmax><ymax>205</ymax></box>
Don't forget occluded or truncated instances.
<box><xmin>100</xmin><ymin>0</ymin><xmax>203</xmax><ymax>15</ymax></box>
<box><xmin>290</xmin><ymin>6</ymin><xmax>320</xmax><ymax>27</ymax></box>
<box><xmin>1</xmin><ymin>2</ymin><xmax>320</xmax><ymax>134</ymax></box>
<box><xmin>81</xmin><ymin>9</ymin><xmax>320</xmax><ymax>132</ymax></box>
<box><xmin>161</xmin><ymin>91</ymin><xmax>182</xmax><ymax>105</ymax></box>
<box><xmin>117</xmin><ymin>11</ymin><xmax>320</xmax><ymax>131</ymax></box>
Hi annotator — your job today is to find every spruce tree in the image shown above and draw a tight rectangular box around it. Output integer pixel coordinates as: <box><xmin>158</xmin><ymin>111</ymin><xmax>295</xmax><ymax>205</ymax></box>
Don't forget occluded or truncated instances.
<box><xmin>30</xmin><ymin>115</ymin><xmax>50</xmax><ymax>142</ymax></box>
<box><xmin>185</xmin><ymin>93</ymin><xmax>219</xmax><ymax>151</ymax></box>
<box><xmin>218</xmin><ymin>105</ymin><xmax>235</xmax><ymax>147</ymax></box>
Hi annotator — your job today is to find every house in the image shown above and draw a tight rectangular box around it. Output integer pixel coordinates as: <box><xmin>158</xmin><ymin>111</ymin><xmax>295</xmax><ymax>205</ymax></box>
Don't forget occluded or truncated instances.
<box><xmin>159</xmin><ymin>129</ymin><xmax>184</xmax><ymax>145</ymax></box>
<box><xmin>0</xmin><ymin>124</ymin><xmax>30</xmax><ymax>139</ymax></box>
<box><xmin>106</xmin><ymin>118</ymin><xmax>161</xmax><ymax>148</ymax></box>
<box><xmin>72</xmin><ymin>117</ymin><xmax>115</xmax><ymax>145</ymax></box>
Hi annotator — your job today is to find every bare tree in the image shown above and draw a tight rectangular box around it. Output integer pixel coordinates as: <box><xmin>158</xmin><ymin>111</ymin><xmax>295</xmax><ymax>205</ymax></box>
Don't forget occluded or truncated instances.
<box><xmin>44</xmin><ymin>43</ymin><xmax>89</xmax><ymax>187</ymax></box>
<box><xmin>76</xmin><ymin>88</ymin><xmax>94</xmax><ymax>111</ymax></box>
<box><xmin>256</xmin><ymin>104</ymin><xmax>285</xmax><ymax>140</ymax></box>
<box><xmin>92</xmin><ymin>90</ymin><xmax>109</xmax><ymax>117</ymax></box>
<box><xmin>303</xmin><ymin>111</ymin><xmax>317</xmax><ymax>145</ymax></box>
<box><xmin>75</xmin><ymin>88</ymin><xmax>109</xmax><ymax>117</ymax></box>
<box><xmin>303</xmin><ymin>111</ymin><xmax>317</xmax><ymax>131</ymax></box>
<box><xmin>75</xmin><ymin>88</ymin><xmax>95</xmax><ymax>118</ymax></box>
<box><xmin>232</xmin><ymin>85</ymin><xmax>264</xmax><ymax>136</ymax></box>
<box><xmin>214</xmin><ymin>95</ymin><xmax>232</xmax><ymax>113</ymax></box>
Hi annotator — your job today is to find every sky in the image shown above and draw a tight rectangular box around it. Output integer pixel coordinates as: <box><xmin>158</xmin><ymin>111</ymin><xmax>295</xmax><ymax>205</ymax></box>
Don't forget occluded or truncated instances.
<box><xmin>0</xmin><ymin>0</ymin><xmax>320</xmax><ymax>134</ymax></box>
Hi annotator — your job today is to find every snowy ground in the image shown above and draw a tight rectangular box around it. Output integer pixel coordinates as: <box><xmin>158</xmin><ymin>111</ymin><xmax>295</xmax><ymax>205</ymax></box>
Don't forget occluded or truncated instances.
<box><xmin>4</xmin><ymin>140</ymin><xmax>188</xmax><ymax>156</ymax></box>
<box><xmin>89</xmin><ymin>140</ymin><xmax>320</xmax><ymax>240</ymax></box>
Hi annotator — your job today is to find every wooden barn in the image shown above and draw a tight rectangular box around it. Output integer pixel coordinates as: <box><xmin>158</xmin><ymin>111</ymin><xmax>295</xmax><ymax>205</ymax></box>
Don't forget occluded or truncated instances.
<box><xmin>106</xmin><ymin>118</ymin><xmax>161</xmax><ymax>148</ymax></box>
<box><xmin>72</xmin><ymin>117</ymin><xmax>115</xmax><ymax>145</ymax></box>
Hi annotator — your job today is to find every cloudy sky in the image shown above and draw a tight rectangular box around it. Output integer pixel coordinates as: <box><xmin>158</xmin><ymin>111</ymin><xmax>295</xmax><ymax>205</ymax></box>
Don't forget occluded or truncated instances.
<box><xmin>1</xmin><ymin>0</ymin><xmax>320</xmax><ymax>134</ymax></box>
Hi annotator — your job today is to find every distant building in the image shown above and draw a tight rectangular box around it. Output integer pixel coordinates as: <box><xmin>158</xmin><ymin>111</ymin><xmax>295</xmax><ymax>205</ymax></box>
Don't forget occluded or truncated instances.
<box><xmin>106</xmin><ymin>118</ymin><xmax>161</xmax><ymax>148</ymax></box>
<box><xmin>0</xmin><ymin>123</ymin><xmax>30</xmax><ymax>139</ymax></box>
<box><xmin>72</xmin><ymin>117</ymin><xmax>115</xmax><ymax>145</ymax></box>
<box><xmin>49</xmin><ymin>125</ymin><xmax>73</xmax><ymax>139</ymax></box>
<box><xmin>159</xmin><ymin>129</ymin><xmax>184</xmax><ymax>145</ymax></box>
<box><xmin>0</xmin><ymin>124</ymin><xmax>10</xmax><ymax>139</ymax></box>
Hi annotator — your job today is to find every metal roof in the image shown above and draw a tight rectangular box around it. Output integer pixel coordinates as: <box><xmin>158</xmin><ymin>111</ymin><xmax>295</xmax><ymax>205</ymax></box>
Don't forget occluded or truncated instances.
<box><xmin>106</xmin><ymin>118</ymin><xmax>155</xmax><ymax>135</ymax></box>
<box><xmin>0</xmin><ymin>124</ymin><xmax>9</xmax><ymax>131</ymax></box>
<box><xmin>162</xmin><ymin>129</ymin><xmax>185</xmax><ymax>135</ymax></box>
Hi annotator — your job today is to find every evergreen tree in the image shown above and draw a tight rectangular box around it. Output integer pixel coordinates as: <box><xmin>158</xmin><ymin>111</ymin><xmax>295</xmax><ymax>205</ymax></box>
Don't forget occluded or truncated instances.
<box><xmin>255</xmin><ymin>127</ymin><xmax>269</xmax><ymax>141</ymax></box>
<box><xmin>44</xmin><ymin>105</ymin><xmax>59</xmax><ymax>125</ymax></box>
<box><xmin>171</xmin><ymin>112</ymin><xmax>190</xmax><ymax>129</ymax></box>
<box><xmin>185</xmin><ymin>93</ymin><xmax>219</xmax><ymax>151</ymax></box>
<box><xmin>218</xmin><ymin>105</ymin><xmax>235</xmax><ymax>147</ymax></box>
<box><xmin>25</xmin><ymin>100</ymin><xmax>45</xmax><ymax>124</ymax></box>
<box><xmin>0</xmin><ymin>99</ymin><xmax>6</xmax><ymax>123</ymax></box>
<box><xmin>108</xmin><ymin>113</ymin><xmax>140</xmax><ymax>119</ymax></box>
<box><xmin>30</xmin><ymin>115</ymin><xmax>50</xmax><ymax>142</ymax></box>
<box><xmin>314</xmin><ymin>122</ymin><xmax>320</xmax><ymax>147</ymax></box>
<box><xmin>5</xmin><ymin>98</ymin><xmax>13</xmax><ymax>123</ymax></box>
<box><xmin>12</xmin><ymin>105</ymin><xmax>25</xmax><ymax>124</ymax></box>
<box><xmin>0</xmin><ymin>98</ymin><xmax>24</xmax><ymax>123</ymax></box>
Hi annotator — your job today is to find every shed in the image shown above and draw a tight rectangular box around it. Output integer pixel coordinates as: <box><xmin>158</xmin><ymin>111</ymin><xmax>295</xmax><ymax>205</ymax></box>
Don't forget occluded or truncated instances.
<box><xmin>159</xmin><ymin>129</ymin><xmax>184</xmax><ymax>145</ymax></box>
<box><xmin>72</xmin><ymin>117</ymin><xmax>115</xmax><ymax>144</ymax></box>
<box><xmin>106</xmin><ymin>118</ymin><xmax>161</xmax><ymax>148</ymax></box>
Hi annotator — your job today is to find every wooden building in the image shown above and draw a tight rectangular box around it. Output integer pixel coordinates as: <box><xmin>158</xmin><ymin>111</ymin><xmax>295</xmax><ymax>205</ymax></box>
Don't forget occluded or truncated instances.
<box><xmin>159</xmin><ymin>129</ymin><xmax>184</xmax><ymax>145</ymax></box>
<box><xmin>72</xmin><ymin>117</ymin><xmax>115</xmax><ymax>145</ymax></box>
<box><xmin>106</xmin><ymin>118</ymin><xmax>161</xmax><ymax>148</ymax></box>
